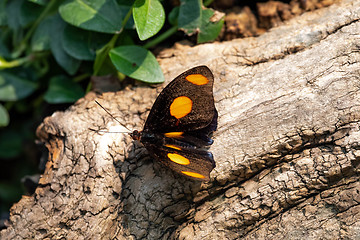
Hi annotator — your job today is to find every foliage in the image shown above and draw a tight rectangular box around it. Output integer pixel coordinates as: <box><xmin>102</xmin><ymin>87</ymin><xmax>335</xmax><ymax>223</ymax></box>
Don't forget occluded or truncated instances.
<box><xmin>0</xmin><ymin>0</ymin><xmax>223</xmax><ymax>215</ymax></box>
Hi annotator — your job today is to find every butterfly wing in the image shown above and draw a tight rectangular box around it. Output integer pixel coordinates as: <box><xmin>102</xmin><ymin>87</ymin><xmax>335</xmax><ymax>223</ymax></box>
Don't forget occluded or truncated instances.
<box><xmin>143</xmin><ymin>142</ymin><xmax>215</xmax><ymax>181</ymax></box>
<box><xmin>143</xmin><ymin>66</ymin><xmax>216</xmax><ymax>134</ymax></box>
<box><xmin>139</xmin><ymin>66</ymin><xmax>218</xmax><ymax>181</ymax></box>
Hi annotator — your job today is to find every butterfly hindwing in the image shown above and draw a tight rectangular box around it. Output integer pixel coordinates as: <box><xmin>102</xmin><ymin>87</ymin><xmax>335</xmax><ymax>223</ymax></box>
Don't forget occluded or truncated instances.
<box><xmin>143</xmin><ymin>140</ymin><xmax>215</xmax><ymax>181</ymax></box>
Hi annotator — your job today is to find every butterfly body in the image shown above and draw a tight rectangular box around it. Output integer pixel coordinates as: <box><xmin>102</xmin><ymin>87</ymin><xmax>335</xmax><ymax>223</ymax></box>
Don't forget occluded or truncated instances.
<box><xmin>131</xmin><ymin>66</ymin><xmax>217</xmax><ymax>181</ymax></box>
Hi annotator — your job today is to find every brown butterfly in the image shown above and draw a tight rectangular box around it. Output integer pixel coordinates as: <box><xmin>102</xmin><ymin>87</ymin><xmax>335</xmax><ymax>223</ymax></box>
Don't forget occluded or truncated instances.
<box><xmin>130</xmin><ymin>66</ymin><xmax>217</xmax><ymax>181</ymax></box>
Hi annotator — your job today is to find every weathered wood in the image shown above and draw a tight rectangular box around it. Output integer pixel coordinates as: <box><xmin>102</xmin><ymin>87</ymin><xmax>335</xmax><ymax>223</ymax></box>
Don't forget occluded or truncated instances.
<box><xmin>1</xmin><ymin>0</ymin><xmax>359</xmax><ymax>239</ymax></box>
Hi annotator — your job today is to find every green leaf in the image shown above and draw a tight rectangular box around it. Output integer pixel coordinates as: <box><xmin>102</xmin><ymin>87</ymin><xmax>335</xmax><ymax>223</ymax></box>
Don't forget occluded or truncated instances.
<box><xmin>31</xmin><ymin>15</ymin><xmax>52</xmax><ymax>51</ymax></box>
<box><xmin>49</xmin><ymin>14</ymin><xmax>81</xmax><ymax>75</ymax></box>
<box><xmin>0</xmin><ymin>0</ymin><xmax>7</xmax><ymax>26</ymax></box>
<box><xmin>59</xmin><ymin>0</ymin><xmax>133</xmax><ymax>34</ymax></box>
<box><xmin>133</xmin><ymin>0</ymin><xmax>165</xmax><ymax>41</ymax></box>
<box><xmin>28</xmin><ymin>0</ymin><xmax>48</xmax><ymax>5</ymax></box>
<box><xmin>44</xmin><ymin>75</ymin><xmax>85</xmax><ymax>104</ymax></box>
<box><xmin>109</xmin><ymin>45</ymin><xmax>164</xmax><ymax>83</ymax></box>
<box><xmin>0</xmin><ymin>104</ymin><xmax>9</xmax><ymax>127</ymax></box>
<box><xmin>93</xmin><ymin>33</ymin><xmax>134</xmax><ymax>76</ymax></box>
<box><xmin>0</xmin><ymin>71</ymin><xmax>37</xmax><ymax>101</ymax></box>
<box><xmin>19</xmin><ymin>1</ymin><xmax>43</xmax><ymax>27</ymax></box>
<box><xmin>63</xmin><ymin>25</ymin><xmax>112</xmax><ymax>61</ymax></box>
<box><xmin>168</xmin><ymin>6</ymin><xmax>179</xmax><ymax>26</ymax></box>
<box><xmin>197</xmin><ymin>9</ymin><xmax>224</xmax><ymax>43</ymax></box>
<box><xmin>6</xmin><ymin>0</ymin><xmax>23</xmax><ymax>31</ymax></box>
<box><xmin>178</xmin><ymin>0</ymin><xmax>202</xmax><ymax>34</ymax></box>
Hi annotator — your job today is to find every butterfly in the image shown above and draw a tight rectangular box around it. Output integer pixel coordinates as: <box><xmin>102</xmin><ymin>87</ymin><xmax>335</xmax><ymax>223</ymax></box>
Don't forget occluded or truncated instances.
<box><xmin>130</xmin><ymin>66</ymin><xmax>217</xmax><ymax>181</ymax></box>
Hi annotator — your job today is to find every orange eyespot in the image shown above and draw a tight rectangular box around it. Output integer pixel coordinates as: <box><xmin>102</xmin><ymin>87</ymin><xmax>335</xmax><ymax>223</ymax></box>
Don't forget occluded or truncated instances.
<box><xmin>167</xmin><ymin>153</ymin><xmax>190</xmax><ymax>165</ymax></box>
<box><xmin>181</xmin><ymin>171</ymin><xmax>206</xmax><ymax>179</ymax></box>
<box><xmin>185</xmin><ymin>74</ymin><xmax>209</xmax><ymax>85</ymax></box>
<box><xmin>164</xmin><ymin>132</ymin><xmax>184</xmax><ymax>138</ymax></box>
<box><xmin>165</xmin><ymin>145</ymin><xmax>181</xmax><ymax>150</ymax></box>
<box><xmin>170</xmin><ymin>96</ymin><xmax>192</xmax><ymax>119</ymax></box>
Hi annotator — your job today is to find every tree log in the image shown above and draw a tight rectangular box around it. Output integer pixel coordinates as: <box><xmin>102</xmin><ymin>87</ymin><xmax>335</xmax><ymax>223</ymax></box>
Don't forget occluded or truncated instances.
<box><xmin>1</xmin><ymin>0</ymin><xmax>360</xmax><ymax>239</ymax></box>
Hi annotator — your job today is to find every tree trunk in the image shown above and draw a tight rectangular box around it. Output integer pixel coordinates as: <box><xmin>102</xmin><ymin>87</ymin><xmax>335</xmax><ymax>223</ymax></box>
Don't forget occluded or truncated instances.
<box><xmin>1</xmin><ymin>0</ymin><xmax>360</xmax><ymax>239</ymax></box>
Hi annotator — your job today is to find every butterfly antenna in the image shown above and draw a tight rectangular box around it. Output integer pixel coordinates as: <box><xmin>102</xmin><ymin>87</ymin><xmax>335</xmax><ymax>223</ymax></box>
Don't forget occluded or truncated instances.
<box><xmin>95</xmin><ymin>100</ymin><xmax>131</xmax><ymax>133</ymax></box>
<box><xmin>89</xmin><ymin>128</ymin><xmax>130</xmax><ymax>134</ymax></box>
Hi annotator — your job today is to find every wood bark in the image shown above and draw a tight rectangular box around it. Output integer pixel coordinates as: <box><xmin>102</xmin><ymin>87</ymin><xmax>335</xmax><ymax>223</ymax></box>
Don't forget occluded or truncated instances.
<box><xmin>1</xmin><ymin>0</ymin><xmax>360</xmax><ymax>239</ymax></box>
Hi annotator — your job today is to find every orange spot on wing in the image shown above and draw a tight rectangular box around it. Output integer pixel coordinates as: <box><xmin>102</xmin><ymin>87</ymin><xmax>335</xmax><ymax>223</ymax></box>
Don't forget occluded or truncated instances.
<box><xmin>164</xmin><ymin>132</ymin><xmax>184</xmax><ymax>137</ymax></box>
<box><xmin>185</xmin><ymin>74</ymin><xmax>209</xmax><ymax>85</ymax></box>
<box><xmin>181</xmin><ymin>171</ymin><xmax>206</xmax><ymax>179</ymax></box>
<box><xmin>168</xmin><ymin>153</ymin><xmax>190</xmax><ymax>165</ymax></box>
<box><xmin>165</xmin><ymin>144</ymin><xmax>181</xmax><ymax>150</ymax></box>
<box><xmin>170</xmin><ymin>96</ymin><xmax>192</xmax><ymax>119</ymax></box>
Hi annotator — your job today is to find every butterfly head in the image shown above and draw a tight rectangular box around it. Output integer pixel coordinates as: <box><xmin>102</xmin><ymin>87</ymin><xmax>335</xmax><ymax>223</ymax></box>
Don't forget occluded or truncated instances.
<box><xmin>130</xmin><ymin>130</ymin><xmax>141</xmax><ymax>141</ymax></box>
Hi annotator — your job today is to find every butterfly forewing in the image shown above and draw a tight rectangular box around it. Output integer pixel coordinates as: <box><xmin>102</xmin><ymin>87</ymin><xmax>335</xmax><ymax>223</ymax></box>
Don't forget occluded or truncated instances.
<box><xmin>143</xmin><ymin>66</ymin><xmax>216</xmax><ymax>133</ymax></box>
